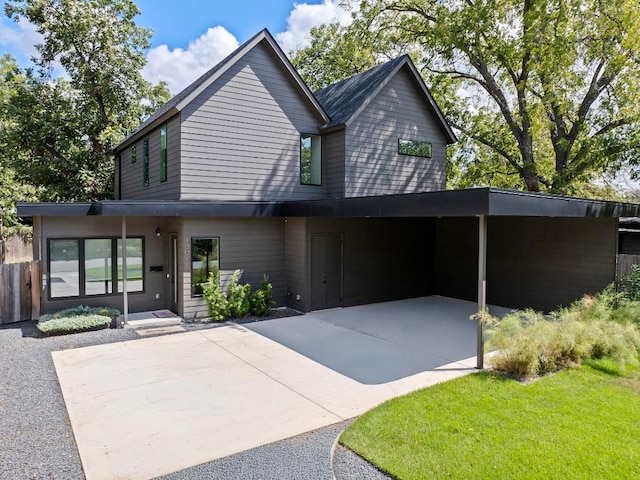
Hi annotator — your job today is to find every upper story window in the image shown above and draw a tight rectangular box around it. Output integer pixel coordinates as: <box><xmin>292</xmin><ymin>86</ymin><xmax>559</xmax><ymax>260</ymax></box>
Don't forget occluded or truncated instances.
<box><xmin>398</xmin><ymin>138</ymin><xmax>432</xmax><ymax>158</ymax></box>
<box><xmin>131</xmin><ymin>144</ymin><xmax>136</xmax><ymax>163</ymax></box>
<box><xmin>143</xmin><ymin>136</ymin><xmax>149</xmax><ymax>187</ymax></box>
<box><xmin>160</xmin><ymin>124</ymin><xmax>167</xmax><ymax>183</ymax></box>
<box><xmin>300</xmin><ymin>134</ymin><xmax>321</xmax><ymax>185</ymax></box>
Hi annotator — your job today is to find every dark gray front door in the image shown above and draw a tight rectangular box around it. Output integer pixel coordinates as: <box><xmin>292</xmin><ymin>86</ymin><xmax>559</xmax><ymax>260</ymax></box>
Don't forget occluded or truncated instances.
<box><xmin>311</xmin><ymin>234</ymin><xmax>342</xmax><ymax>311</ymax></box>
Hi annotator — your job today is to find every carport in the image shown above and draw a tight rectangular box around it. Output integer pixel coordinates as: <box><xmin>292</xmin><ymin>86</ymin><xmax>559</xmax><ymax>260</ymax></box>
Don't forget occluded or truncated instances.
<box><xmin>284</xmin><ymin>187</ymin><xmax>640</xmax><ymax>368</ymax></box>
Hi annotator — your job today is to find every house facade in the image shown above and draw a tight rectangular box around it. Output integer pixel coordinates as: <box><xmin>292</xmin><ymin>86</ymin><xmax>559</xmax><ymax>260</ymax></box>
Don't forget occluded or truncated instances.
<box><xmin>19</xmin><ymin>29</ymin><xmax>640</xmax><ymax>319</ymax></box>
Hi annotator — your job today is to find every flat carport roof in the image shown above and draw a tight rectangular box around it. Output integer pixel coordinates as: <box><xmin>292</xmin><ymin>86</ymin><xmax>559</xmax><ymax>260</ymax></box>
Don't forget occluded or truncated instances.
<box><xmin>16</xmin><ymin>187</ymin><xmax>640</xmax><ymax>218</ymax></box>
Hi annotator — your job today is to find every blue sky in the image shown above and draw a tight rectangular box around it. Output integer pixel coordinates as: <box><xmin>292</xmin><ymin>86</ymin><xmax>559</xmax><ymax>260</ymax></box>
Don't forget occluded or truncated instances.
<box><xmin>0</xmin><ymin>0</ymin><xmax>352</xmax><ymax>93</ymax></box>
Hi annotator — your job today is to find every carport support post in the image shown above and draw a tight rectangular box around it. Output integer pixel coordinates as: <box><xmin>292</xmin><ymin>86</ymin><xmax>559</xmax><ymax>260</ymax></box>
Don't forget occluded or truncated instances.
<box><xmin>122</xmin><ymin>216</ymin><xmax>128</xmax><ymax>325</ymax></box>
<box><xmin>477</xmin><ymin>215</ymin><xmax>487</xmax><ymax>369</ymax></box>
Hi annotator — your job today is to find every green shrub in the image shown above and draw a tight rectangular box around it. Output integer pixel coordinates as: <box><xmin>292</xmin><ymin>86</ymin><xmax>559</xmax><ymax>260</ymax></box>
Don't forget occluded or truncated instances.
<box><xmin>227</xmin><ymin>269</ymin><xmax>252</xmax><ymax>318</ymax></box>
<box><xmin>39</xmin><ymin>305</ymin><xmax>120</xmax><ymax>322</ymax></box>
<box><xmin>250</xmin><ymin>275</ymin><xmax>274</xmax><ymax>316</ymax></box>
<box><xmin>37</xmin><ymin>314</ymin><xmax>111</xmax><ymax>336</ymax></box>
<box><xmin>202</xmin><ymin>267</ymin><xmax>229</xmax><ymax>322</ymax></box>
<box><xmin>619</xmin><ymin>265</ymin><xmax>640</xmax><ymax>301</ymax></box>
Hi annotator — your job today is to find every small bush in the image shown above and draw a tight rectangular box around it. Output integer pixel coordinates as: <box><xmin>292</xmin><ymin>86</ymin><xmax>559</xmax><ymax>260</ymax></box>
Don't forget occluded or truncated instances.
<box><xmin>39</xmin><ymin>305</ymin><xmax>120</xmax><ymax>322</ymax></box>
<box><xmin>619</xmin><ymin>265</ymin><xmax>640</xmax><ymax>301</ymax></box>
<box><xmin>250</xmin><ymin>275</ymin><xmax>274</xmax><ymax>316</ymax></box>
<box><xmin>227</xmin><ymin>269</ymin><xmax>252</xmax><ymax>318</ymax></box>
<box><xmin>202</xmin><ymin>268</ymin><xmax>229</xmax><ymax>322</ymax></box>
<box><xmin>37</xmin><ymin>314</ymin><xmax>111</xmax><ymax>336</ymax></box>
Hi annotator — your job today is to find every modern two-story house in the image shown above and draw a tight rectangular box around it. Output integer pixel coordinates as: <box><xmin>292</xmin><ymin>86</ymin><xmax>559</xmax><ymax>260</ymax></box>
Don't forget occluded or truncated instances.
<box><xmin>18</xmin><ymin>29</ymin><xmax>640</xmax><ymax>319</ymax></box>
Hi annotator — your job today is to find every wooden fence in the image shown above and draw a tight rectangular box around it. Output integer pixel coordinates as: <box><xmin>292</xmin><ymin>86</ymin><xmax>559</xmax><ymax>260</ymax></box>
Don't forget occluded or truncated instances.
<box><xmin>616</xmin><ymin>254</ymin><xmax>640</xmax><ymax>282</ymax></box>
<box><xmin>0</xmin><ymin>261</ymin><xmax>40</xmax><ymax>324</ymax></box>
<box><xmin>0</xmin><ymin>236</ymin><xmax>33</xmax><ymax>264</ymax></box>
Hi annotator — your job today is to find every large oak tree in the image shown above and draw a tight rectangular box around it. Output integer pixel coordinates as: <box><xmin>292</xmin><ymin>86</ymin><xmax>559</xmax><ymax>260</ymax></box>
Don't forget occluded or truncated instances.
<box><xmin>293</xmin><ymin>0</ymin><xmax>640</xmax><ymax>193</ymax></box>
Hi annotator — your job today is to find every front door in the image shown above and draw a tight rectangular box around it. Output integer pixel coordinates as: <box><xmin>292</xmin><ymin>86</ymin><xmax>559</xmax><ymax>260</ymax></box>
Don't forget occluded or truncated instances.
<box><xmin>170</xmin><ymin>235</ymin><xmax>179</xmax><ymax>313</ymax></box>
<box><xmin>310</xmin><ymin>234</ymin><xmax>343</xmax><ymax>311</ymax></box>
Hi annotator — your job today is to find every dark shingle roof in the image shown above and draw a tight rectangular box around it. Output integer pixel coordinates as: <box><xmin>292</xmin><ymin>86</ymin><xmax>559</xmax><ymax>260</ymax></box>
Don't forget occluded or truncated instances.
<box><xmin>315</xmin><ymin>56</ymin><xmax>408</xmax><ymax>129</ymax></box>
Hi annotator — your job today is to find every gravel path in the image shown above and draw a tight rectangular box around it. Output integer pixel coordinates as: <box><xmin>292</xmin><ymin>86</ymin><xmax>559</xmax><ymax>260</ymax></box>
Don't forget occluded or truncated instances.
<box><xmin>0</xmin><ymin>319</ymin><xmax>388</xmax><ymax>480</ymax></box>
<box><xmin>0</xmin><ymin>320</ymin><xmax>138</xmax><ymax>479</ymax></box>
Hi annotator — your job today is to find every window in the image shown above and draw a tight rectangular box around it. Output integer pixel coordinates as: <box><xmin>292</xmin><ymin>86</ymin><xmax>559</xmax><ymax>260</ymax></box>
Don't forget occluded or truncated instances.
<box><xmin>143</xmin><ymin>136</ymin><xmax>149</xmax><ymax>187</ymax></box>
<box><xmin>48</xmin><ymin>237</ymin><xmax>144</xmax><ymax>299</ymax></box>
<box><xmin>160</xmin><ymin>125</ymin><xmax>167</xmax><ymax>182</ymax></box>
<box><xmin>191</xmin><ymin>238</ymin><xmax>219</xmax><ymax>297</ymax></box>
<box><xmin>84</xmin><ymin>239</ymin><xmax>112</xmax><ymax>295</ymax></box>
<box><xmin>300</xmin><ymin>134</ymin><xmax>321</xmax><ymax>185</ymax></box>
<box><xmin>50</xmin><ymin>240</ymin><xmax>80</xmax><ymax>298</ymax></box>
<box><xmin>117</xmin><ymin>238</ymin><xmax>144</xmax><ymax>293</ymax></box>
<box><xmin>131</xmin><ymin>144</ymin><xmax>136</xmax><ymax>163</ymax></box>
<box><xmin>398</xmin><ymin>138</ymin><xmax>432</xmax><ymax>158</ymax></box>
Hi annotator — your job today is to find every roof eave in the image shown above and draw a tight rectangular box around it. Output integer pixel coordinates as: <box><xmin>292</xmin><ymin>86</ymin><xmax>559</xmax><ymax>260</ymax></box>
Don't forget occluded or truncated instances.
<box><xmin>113</xmin><ymin>107</ymin><xmax>179</xmax><ymax>153</ymax></box>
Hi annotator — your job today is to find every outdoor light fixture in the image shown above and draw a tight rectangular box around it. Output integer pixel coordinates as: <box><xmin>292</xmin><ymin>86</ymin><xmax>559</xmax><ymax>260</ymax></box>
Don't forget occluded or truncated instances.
<box><xmin>156</xmin><ymin>227</ymin><xmax>161</xmax><ymax>237</ymax></box>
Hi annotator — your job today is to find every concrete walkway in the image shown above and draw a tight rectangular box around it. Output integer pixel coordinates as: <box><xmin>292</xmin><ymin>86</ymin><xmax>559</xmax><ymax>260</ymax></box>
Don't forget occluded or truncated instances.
<box><xmin>52</xmin><ymin>296</ymin><xmax>507</xmax><ymax>480</ymax></box>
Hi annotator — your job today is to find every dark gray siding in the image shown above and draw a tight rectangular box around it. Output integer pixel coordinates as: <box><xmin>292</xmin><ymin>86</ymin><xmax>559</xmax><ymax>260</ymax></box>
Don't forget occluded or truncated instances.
<box><xmin>181</xmin><ymin>218</ymin><xmax>286</xmax><ymax>319</ymax></box>
<box><xmin>306</xmin><ymin>217</ymin><xmax>435</xmax><ymax>310</ymax></box>
<box><xmin>119</xmin><ymin>115</ymin><xmax>181</xmax><ymax>200</ymax></box>
<box><xmin>435</xmin><ymin>217</ymin><xmax>617</xmax><ymax>312</ymax></box>
<box><xmin>180</xmin><ymin>43</ymin><xmax>326</xmax><ymax>201</ymax></box>
<box><xmin>285</xmin><ymin>217</ymin><xmax>307</xmax><ymax>311</ymax></box>
<box><xmin>40</xmin><ymin>216</ymin><xmax>172</xmax><ymax>314</ymax></box>
<box><xmin>345</xmin><ymin>67</ymin><xmax>448</xmax><ymax>197</ymax></box>
<box><xmin>324</xmin><ymin>131</ymin><xmax>345</xmax><ymax>198</ymax></box>
<box><xmin>487</xmin><ymin>217</ymin><xmax>617</xmax><ymax>311</ymax></box>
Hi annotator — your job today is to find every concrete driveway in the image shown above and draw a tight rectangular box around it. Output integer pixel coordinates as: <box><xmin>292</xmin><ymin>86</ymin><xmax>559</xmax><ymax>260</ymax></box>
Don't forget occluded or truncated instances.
<box><xmin>53</xmin><ymin>296</ymin><xmax>507</xmax><ymax>480</ymax></box>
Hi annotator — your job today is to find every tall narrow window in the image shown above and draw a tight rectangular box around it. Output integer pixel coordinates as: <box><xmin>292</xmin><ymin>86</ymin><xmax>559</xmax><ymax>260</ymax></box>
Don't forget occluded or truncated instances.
<box><xmin>300</xmin><ymin>134</ymin><xmax>321</xmax><ymax>185</ymax></box>
<box><xmin>191</xmin><ymin>238</ymin><xmax>219</xmax><ymax>296</ymax></box>
<box><xmin>143</xmin><ymin>136</ymin><xmax>149</xmax><ymax>187</ymax></box>
<box><xmin>49</xmin><ymin>240</ymin><xmax>80</xmax><ymax>298</ymax></box>
<box><xmin>160</xmin><ymin>125</ymin><xmax>167</xmax><ymax>182</ymax></box>
<box><xmin>84</xmin><ymin>239</ymin><xmax>112</xmax><ymax>295</ymax></box>
<box><xmin>131</xmin><ymin>144</ymin><xmax>136</xmax><ymax>163</ymax></box>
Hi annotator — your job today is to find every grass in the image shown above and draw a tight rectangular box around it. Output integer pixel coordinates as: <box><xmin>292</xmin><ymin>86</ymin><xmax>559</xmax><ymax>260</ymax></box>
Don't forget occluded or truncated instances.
<box><xmin>84</xmin><ymin>264</ymin><xmax>143</xmax><ymax>281</ymax></box>
<box><xmin>340</xmin><ymin>365</ymin><xmax>640</xmax><ymax>479</ymax></box>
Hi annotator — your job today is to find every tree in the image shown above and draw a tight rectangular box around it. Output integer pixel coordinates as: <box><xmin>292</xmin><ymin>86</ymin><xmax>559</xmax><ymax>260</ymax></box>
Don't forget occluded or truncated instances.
<box><xmin>3</xmin><ymin>0</ymin><xmax>170</xmax><ymax>201</ymax></box>
<box><xmin>297</xmin><ymin>0</ymin><xmax>640</xmax><ymax>193</ymax></box>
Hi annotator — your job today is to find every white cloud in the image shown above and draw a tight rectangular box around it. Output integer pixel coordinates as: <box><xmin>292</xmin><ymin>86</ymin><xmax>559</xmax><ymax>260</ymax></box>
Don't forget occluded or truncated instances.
<box><xmin>0</xmin><ymin>19</ymin><xmax>41</xmax><ymax>61</ymax></box>
<box><xmin>142</xmin><ymin>26</ymin><xmax>239</xmax><ymax>94</ymax></box>
<box><xmin>276</xmin><ymin>0</ymin><xmax>352</xmax><ymax>54</ymax></box>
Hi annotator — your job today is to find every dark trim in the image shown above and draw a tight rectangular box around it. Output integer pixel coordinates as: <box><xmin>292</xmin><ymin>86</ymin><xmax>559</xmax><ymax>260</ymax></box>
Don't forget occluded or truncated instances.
<box><xmin>17</xmin><ymin>188</ymin><xmax>640</xmax><ymax>219</ymax></box>
<box><xmin>47</xmin><ymin>236</ymin><xmax>145</xmax><ymax>301</ymax></box>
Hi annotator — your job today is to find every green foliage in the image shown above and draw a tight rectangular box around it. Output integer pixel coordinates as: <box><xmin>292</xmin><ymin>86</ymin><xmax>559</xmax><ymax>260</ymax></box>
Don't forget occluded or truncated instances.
<box><xmin>39</xmin><ymin>305</ymin><xmax>120</xmax><ymax>322</ymax></box>
<box><xmin>1</xmin><ymin>0</ymin><xmax>170</xmax><ymax>203</ymax></box>
<box><xmin>619</xmin><ymin>265</ymin><xmax>640</xmax><ymax>301</ymax></box>
<box><xmin>37</xmin><ymin>304</ymin><xmax>119</xmax><ymax>335</ymax></box>
<box><xmin>250</xmin><ymin>275</ymin><xmax>274</xmax><ymax>317</ymax></box>
<box><xmin>202</xmin><ymin>268</ymin><xmax>229</xmax><ymax>322</ymax></box>
<box><xmin>227</xmin><ymin>269</ymin><xmax>251</xmax><ymax>318</ymax></box>
<box><xmin>301</xmin><ymin>0</ymin><xmax>640</xmax><ymax>194</ymax></box>
<box><xmin>486</xmin><ymin>292</ymin><xmax>640</xmax><ymax>378</ymax></box>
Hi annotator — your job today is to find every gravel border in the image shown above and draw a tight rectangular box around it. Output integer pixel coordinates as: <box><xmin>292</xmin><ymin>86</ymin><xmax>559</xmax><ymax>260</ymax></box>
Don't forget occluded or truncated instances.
<box><xmin>1</xmin><ymin>315</ymin><xmax>383</xmax><ymax>480</ymax></box>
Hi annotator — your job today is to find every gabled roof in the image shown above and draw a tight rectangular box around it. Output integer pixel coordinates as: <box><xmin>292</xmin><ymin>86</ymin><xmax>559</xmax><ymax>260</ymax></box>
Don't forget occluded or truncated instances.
<box><xmin>114</xmin><ymin>29</ymin><xmax>330</xmax><ymax>152</ymax></box>
<box><xmin>315</xmin><ymin>55</ymin><xmax>457</xmax><ymax>143</ymax></box>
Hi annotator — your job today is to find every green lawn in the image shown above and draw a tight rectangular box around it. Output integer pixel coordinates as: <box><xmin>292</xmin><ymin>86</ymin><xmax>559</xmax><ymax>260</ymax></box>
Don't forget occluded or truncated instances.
<box><xmin>84</xmin><ymin>264</ymin><xmax>143</xmax><ymax>281</ymax></box>
<box><xmin>341</xmin><ymin>365</ymin><xmax>640</xmax><ymax>479</ymax></box>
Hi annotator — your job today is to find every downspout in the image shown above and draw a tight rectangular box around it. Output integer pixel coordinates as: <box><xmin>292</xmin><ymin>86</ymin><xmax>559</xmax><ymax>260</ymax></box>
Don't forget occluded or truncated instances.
<box><xmin>122</xmin><ymin>216</ymin><xmax>128</xmax><ymax>324</ymax></box>
<box><xmin>477</xmin><ymin>215</ymin><xmax>487</xmax><ymax>369</ymax></box>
